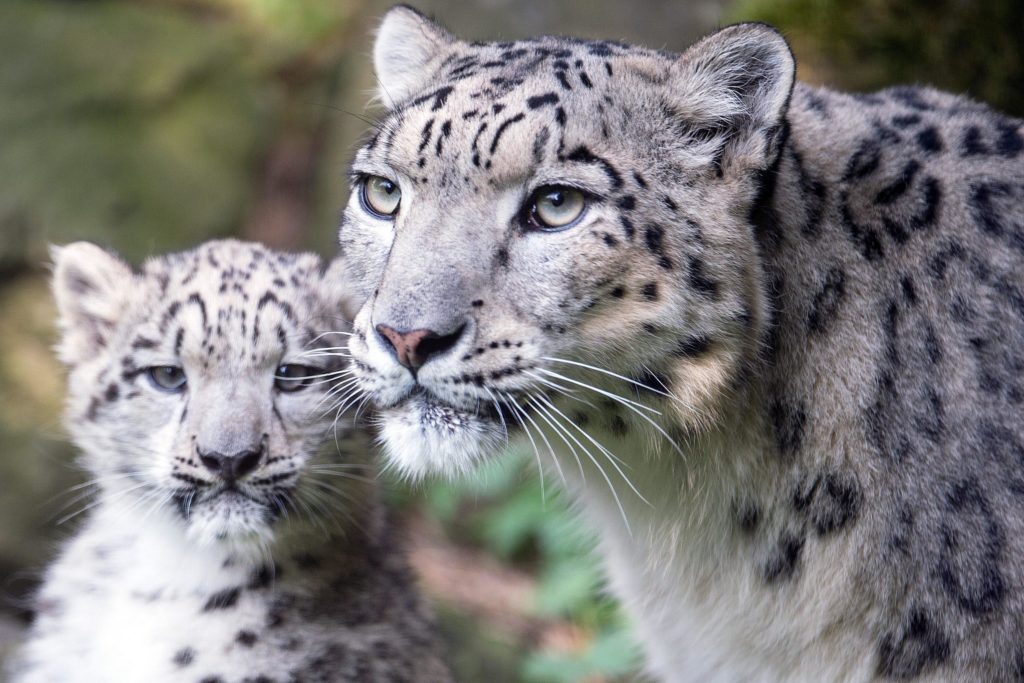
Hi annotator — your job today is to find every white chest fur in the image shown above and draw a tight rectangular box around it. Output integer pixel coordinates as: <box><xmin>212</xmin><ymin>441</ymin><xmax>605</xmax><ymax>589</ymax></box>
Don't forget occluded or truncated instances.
<box><xmin>13</xmin><ymin>504</ymin><xmax>284</xmax><ymax>683</ymax></box>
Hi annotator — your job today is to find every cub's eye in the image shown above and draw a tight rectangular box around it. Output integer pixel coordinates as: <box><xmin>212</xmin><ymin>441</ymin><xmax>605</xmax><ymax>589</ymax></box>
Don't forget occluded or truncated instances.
<box><xmin>146</xmin><ymin>366</ymin><xmax>187</xmax><ymax>393</ymax></box>
<box><xmin>274</xmin><ymin>365</ymin><xmax>320</xmax><ymax>393</ymax></box>
<box><xmin>526</xmin><ymin>185</ymin><xmax>587</xmax><ymax>230</ymax></box>
<box><xmin>360</xmin><ymin>175</ymin><xmax>401</xmax><ymax>218</ymax></box>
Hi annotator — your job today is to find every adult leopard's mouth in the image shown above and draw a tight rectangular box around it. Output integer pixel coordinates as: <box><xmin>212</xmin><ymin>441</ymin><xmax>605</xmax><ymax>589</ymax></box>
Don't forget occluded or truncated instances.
<box><xmin>375</xmin><ymin>389</ymin><xmax>506</xmax><ymax>479</ymax></box>
<box><xmin>401</xmin><ymin>386</ymin><xmax>502</xmax><ymax>421</ymax></box>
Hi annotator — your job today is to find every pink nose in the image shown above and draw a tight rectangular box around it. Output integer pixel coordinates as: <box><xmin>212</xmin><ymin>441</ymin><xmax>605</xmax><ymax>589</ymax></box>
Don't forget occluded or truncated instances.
<box><xmin>375</xmin><ymin>324</ymin><xmax>465</xmax><ymax>369</ymax></box>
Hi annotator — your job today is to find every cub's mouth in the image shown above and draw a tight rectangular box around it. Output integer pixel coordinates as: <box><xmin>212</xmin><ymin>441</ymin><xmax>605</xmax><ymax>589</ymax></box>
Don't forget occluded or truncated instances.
<box><xmin>173</xmin><ymin>479</ymin><xmax>293</xmax><ymax>542</ymax></box>
<box><xmin>173</xmin><ymin>487</ymin><xmax>278</xmax><ymax>546</ymax></box>
<box><xmin>175</xmin><ymin>480</ymin><xmax>285</xmax><ymax>514</ymax></box>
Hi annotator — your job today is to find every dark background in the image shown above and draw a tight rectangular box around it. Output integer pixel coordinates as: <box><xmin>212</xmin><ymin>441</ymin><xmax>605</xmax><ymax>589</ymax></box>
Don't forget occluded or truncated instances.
<box><xmin>0</xmin><ymin>1</ymin><xmax>1020</xmax><ymax>680</ymax></box>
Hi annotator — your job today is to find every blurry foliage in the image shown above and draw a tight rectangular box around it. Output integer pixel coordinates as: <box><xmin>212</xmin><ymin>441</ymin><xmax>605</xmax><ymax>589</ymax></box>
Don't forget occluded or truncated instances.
<box><xmin>0</xmin><ymin>1</ymin><xmax>266</xmax><ymax>267</ymax></box>
<box><xmin>0</xmin><ymin>275</ymin><xmax>79</xmax><ymax>588</ymax></box>
<box><xmin>733</xmin><ymin>0</ymin><xmax>1024</xmax><ymax>116</ymax></box>
<box><xmin>0</xmin><ymin>0</ymin><xmax>360</xmax><ymax>271</ymax></box>
<box><xmin>391</xmin><ymin>451</ymin><xmax>642</xmax><ymax>682</ymax></box>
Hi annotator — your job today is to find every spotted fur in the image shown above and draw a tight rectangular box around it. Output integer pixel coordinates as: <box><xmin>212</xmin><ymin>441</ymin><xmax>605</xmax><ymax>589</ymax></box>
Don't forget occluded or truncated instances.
<box><xmin>337</xmin><ymin>7</ymin><xmax>1024</xmax><ymax>681</ymax></box>
<box><xmin>10</xmin><ymin>240</ymin><xmax>451</xmax><ymax>683</ymax></box>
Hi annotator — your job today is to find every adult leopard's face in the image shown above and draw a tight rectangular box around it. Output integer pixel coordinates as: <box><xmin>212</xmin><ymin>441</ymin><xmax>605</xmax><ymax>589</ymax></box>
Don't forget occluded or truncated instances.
<box><xmin>52</xmin><ymin>240</ymin><xmax>354</xmax><ymax>547</ymax></box>
<box><xmin>342</xmin><ymin>7</ymin><xmax>794</xmax><ymax>477</ymax></box>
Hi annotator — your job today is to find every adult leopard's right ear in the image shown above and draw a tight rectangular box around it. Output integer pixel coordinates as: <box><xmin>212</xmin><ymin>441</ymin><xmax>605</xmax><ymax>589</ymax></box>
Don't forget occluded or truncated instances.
<box><xmin>50</xmin><ymin>242</ymin><xmax>135</xmax><ymax>366</ymax></box>
<box><xmin>664</xmin><ymin>23</ymin><xmax>796</xmax><ymax>175</ymax></box>
<box><xmin>373</xmin><ymin>4</ymin><xmax>457</xmax><ymax>107</ymax></box>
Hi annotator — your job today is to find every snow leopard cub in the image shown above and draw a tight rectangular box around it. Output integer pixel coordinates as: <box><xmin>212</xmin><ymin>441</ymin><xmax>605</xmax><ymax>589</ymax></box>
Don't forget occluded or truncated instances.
<box><xmin>10</xmin><ymin>240</ymin><xmax>451</xmax><ymax>683</ymax></box>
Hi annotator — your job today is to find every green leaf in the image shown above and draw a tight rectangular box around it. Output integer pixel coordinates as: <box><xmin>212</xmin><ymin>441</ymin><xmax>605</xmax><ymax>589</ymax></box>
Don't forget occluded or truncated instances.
<box><xmin>535</xmin><ymin>557</ymin><xmax>602</xmax><ymax>617</ymax></box>
<box><xmin>479</xmin><ymin>482</ymin><xmax>546</xmax><ymax>558</ymax></box>
<box><xmin>521</xmin><ymin>625</ymin><xmax>640</xmax><ymax>682</ymax></box>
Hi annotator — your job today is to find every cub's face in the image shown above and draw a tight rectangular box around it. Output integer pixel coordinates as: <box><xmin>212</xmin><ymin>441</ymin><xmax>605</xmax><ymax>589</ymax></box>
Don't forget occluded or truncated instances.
<box><xmin>52</xmin><ymin>240</ymin><xmax>355</xmax><ymax>546</ymax></box>
<box><xmin>340</xmin><ymin>8</ymin><xmax>794</xmax><ymax>478</ymax></box>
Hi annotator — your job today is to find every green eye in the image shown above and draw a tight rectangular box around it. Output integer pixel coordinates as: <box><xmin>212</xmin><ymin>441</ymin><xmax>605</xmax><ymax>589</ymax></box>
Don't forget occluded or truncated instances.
<box><xmin>361</xmin><ymin>175</ymin><xmax>401</xmax><ymax>218</ymax></box>
<box><xmin>527</xmin><ymin>185</ymin><xmax>587</xmax><ymax>230</ymax></box>
<box><xmin>274</xmin><ymin>364</ymin><xmax>320</xmax><ymax>393</ymax></box>
<box><xmin>146</xmin><ymin>366</ymin><xmax>187</xmax><ymax>393</ymax></box>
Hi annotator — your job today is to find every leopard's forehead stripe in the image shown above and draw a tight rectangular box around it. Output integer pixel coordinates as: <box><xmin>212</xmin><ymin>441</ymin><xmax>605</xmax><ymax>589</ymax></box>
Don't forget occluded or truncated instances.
<box><xmin>72</xmin><ymin>239</ymin><xmax>340</xmax><ymax>431</ymax></box>
<box><xmin>362</xmin><ymin>36</ymin><xmax>661</xmax><ymax>175</ymax></box>
<box><xmin>132</xmin><ymin>241</ymin><xmax>325</xmax><ymax>367</ymax></box>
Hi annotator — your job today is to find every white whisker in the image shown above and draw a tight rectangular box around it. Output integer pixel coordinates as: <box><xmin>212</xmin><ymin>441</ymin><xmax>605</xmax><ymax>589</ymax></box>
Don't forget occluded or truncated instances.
<box><xmin>542</xmin><ymin>355</ymin><xmax>677</xmax><ymax>401</ymax></box>
<box><xmin>534</xmin><ymin>393</ymin><xmax>649</xmax><ymax>506</ymax></box>
<box><xmin>532</xmin><ymin>369</ymin><xmax>661</xmax><ymax>415</ymax></box>
<box><xmin>528</xmin><ymin>395</ymin><xmax>632</xmax><ymax>533</ymax></box>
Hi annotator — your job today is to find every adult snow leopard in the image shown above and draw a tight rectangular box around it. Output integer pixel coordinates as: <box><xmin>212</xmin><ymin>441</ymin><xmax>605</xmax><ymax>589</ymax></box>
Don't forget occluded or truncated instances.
<box><xmin>339</xmin><ymin>6</ymin><xmax>1024</xmax><ymax>681</ymax></box>
<box><xmin>11</xmin><ymin>240</ymin><xmax>451</xmax><ymax>683</ymax></box>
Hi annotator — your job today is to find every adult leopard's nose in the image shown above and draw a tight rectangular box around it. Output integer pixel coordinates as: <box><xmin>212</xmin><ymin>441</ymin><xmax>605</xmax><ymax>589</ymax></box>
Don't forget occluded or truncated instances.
<box><xmin>375</xmin><ymin>323</ymin><xmax>467</xmax><ymax>370</ymax></box>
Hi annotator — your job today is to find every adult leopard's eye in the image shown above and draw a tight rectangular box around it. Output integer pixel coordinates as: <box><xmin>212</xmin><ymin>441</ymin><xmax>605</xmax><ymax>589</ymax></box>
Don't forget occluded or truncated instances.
<box><xmin>146</xmin><ymin>366</ymin><xmax>187</xmax><ymax>393</ymax></box>
<box><xmin>274</xmin><ymin>365</ymin><xmax>320</xmax><ymax>393</ymax></box>
<box><xmin>527</xmin><ymin>185</ymin><xmax>587</xmax><ymax>230</ymax></box>
<box><xmin>361</xmin><ymin>175</ymin><xmax>401</xmax><ymax>218</ymax></box>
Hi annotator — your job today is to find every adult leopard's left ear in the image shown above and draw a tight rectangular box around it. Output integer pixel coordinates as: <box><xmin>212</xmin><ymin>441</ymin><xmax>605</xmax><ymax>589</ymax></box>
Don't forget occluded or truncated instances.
<box><xmin>668</xmin><ymin>23</ymin><xmax>795</xmax><ymax>175</ymax></box>
<box><xmin>373</xmin><ymin>5</ymin><xmax>457</xmax><ymax>107</ymax></box>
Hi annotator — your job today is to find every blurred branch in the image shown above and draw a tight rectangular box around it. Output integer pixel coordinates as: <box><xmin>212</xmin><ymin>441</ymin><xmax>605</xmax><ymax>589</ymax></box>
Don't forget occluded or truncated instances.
<box><xmin>405</xmin><ymin>512</ymin><xmax>594</xmax><ymax>657</ymax></box>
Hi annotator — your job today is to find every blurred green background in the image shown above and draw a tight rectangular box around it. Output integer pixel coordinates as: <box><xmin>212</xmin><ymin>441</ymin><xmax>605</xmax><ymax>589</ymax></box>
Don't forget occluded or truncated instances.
<box><xmin>0</xmin><ymin>1</ymin><xmax>1020</xmax><ymax>681</ymax></box>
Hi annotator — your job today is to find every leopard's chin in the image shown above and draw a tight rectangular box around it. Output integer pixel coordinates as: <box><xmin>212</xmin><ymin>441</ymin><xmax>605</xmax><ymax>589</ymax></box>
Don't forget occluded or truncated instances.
<box><xmin>182</xmin><ymin>490</ymin><xmax>276</xmax><ymax>547</ymax></box>
<box><xmin>375</xmin><ymin>392</ymin><xmax>505</xmax><ymax>480</ymax></box>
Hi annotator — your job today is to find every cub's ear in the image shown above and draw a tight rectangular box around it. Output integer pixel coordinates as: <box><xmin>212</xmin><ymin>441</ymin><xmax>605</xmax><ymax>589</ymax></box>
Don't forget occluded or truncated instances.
<box><xmin>667</xmin><ymin>23</ymin><xmax>795</xmax><ymax>175</ymax></box>
<box><xmin>50</xmin><ymin>242</ymin><xmax>135</xmax><ymax>366</ymax></box>
<box><xmin>373</xmin><ymin>5</ymin><xmax>456</xmax><ymax>107</ymax></box>
<box><xmin>318</xmin><ymin>257</ymin><xmax>361</xmax><ymax>326</ymax></box>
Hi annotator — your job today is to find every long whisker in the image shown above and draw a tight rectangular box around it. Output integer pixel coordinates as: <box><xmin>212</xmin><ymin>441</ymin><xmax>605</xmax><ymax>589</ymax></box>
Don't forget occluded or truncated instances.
<box><xmin>296</xmin><ymin>351</ymin><xmax>353</xmax><ymax>361</ymax></box>
<box><xmin>534</xmin><ymin>393</ymin><xmax>649</xmax><ymax>506</ymax></box>
<box><xmin>526</xmin><ymin>392</ymin><xmax>586</xmax><ymax>482</ymax></box>
<box><xmin>506</xmin><ymin>391</ymin><xmax>567</xmax><ymax>487</ymax></box>
<box><xmin>303</xmin><ymin>331</ymin><xmax>354</xmax><ymax>347</ymax></box>
<box><xmin>277</xmin><ymin>368</ymin><xmax>352</xmax><ymax>383</ymax></box>
<box><xmin>315</xmin><ymin>383</ymin><xmax>364</xmax><ymax>419</ymax></box>
<box><xmin>527</xmin><ymin>374</ymin><xmax>600</xmax><ymax>410</ymax></box>
<box><xmin>542</xmin><ymin>356</ymin><xmax>677</xmax><ymax>401</ymax></box>
<box><xmin>528</xmin><ymin>395</ymin><xmax>632</xmax><ymax>534</ymax></box>
<box><xmin>531</xmin><ymin>370</ymin><xmax>686</xmax><ymax>458</ymax></box>
<box><xmin>533</xmin><ymin>369</ymin><xmax>661</xmax><ymax>415</ymax></box>
<box><xmin>314</xmin><ymin>377</ymin><xmax>363</xmax><ymax>414</ymax></box>
<box><xmin>482</xmin><ymin>386</ymin><xmax>511</xmax><ymax>449</ymax></box>
<box><xmin>495</xmin><ymin>390</ymin><xmax>546</xmax><ymax>503</ymax></box>
<box><xmin>47</xmin><ymin>472</ymin><xmax>145</xmax><ymax>516</ymax></box>
<box><xmin>55</xmin><ymin>480</ymin><xmax>154</xmax><ymax>525</ymax></box>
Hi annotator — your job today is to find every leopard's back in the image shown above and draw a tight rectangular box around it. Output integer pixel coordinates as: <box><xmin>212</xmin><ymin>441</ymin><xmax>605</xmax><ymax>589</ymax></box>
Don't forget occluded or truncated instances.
<box><xmin>763</xmin><ymin>82</ymin><xmax>1024</xmax><ymax>679</ymax></box>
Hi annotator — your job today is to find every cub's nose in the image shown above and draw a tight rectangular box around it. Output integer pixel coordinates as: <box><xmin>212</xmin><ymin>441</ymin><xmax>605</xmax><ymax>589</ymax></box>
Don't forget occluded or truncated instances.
<box><xmin>375</xmin><ymin>323</ymin><xmax>466</xmax><ymax>370</ymax></box>
<box><xmin>198</xmin><ymin>444</ymin><xmax>264</xmax><ymax>484</ymax></box>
